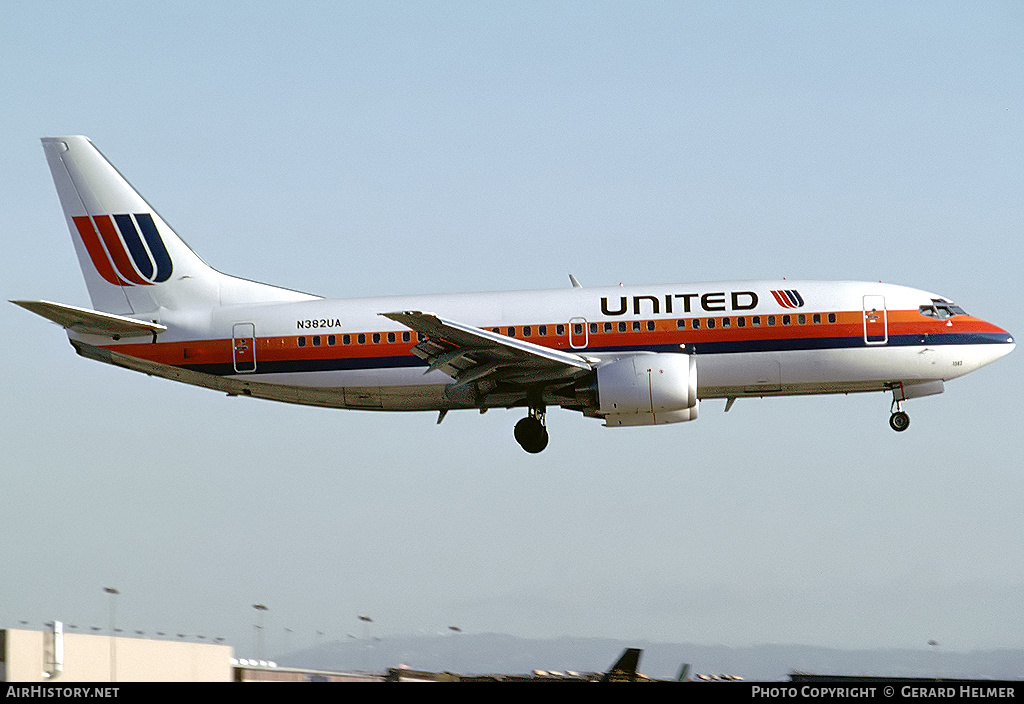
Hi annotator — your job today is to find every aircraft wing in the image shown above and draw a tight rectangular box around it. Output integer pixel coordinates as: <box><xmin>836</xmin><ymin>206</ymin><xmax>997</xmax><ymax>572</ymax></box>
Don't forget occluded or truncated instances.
<box><xmin>380</xmin><ymin>311</ymin><xmax>592</xmax><ymax>387</ymax></box>
<box><xmin>12</xmin><ymin>300</ymin><xmax>166</xmax><ymax>338</ymax></box>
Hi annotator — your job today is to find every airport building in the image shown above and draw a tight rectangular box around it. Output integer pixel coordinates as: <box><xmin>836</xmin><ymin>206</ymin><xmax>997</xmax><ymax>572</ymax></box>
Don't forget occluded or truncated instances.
<box><xmin>1</xmin><ymin>624</ymin><xmax>379</xmax><ymax>682</ymax></box>
<box><xmin>1</xmin><ymin>625</ymin><xmax>232</xmax><ymax>682</ymax></box>
<box><xmin>0</xmin><ymin>627</ymin><xmax>678</xmax><ymax>682</ymax></box>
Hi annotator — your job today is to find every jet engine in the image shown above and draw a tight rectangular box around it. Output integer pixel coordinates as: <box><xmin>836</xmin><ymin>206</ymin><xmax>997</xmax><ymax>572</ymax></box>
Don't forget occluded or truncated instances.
<box><xmin>595</xmin><ymin>353</ymin><xmax>698</xmax><ymax>427</ymax></box>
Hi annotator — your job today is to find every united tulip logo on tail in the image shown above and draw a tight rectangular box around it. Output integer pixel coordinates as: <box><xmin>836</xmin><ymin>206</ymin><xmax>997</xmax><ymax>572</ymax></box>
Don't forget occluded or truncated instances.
<box><xmin>72</xmin><ymin>213</ymin><xmax>173</xmax><ymax>286</ymax></box>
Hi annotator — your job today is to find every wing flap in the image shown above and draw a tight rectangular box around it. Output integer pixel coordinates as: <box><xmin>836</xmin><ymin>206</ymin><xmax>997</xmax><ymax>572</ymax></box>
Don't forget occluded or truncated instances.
<box><xmin>381</xmin><ymin>310</ymin><xmax>592</xmax><ymax>387</ymax></box>
<box><xmin>11</xmin><ymin>300</ymin><xmax>166</xmax><ymax>338</ymax></box>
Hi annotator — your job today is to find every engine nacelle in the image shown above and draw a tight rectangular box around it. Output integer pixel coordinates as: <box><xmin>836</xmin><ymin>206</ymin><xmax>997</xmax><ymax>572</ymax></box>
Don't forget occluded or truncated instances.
<box><xmin>596</xmin><ymin>353</ymin><xmax>698</xmax><ymax>427</ymax></box>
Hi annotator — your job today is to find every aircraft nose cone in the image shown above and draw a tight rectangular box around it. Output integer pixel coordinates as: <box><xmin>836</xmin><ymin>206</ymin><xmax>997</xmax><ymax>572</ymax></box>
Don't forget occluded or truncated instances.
<box><xmin>994</xmin><ymin>324</ymin><xmax>1014</xmax><ymax>348</ymax></box>
<box><xmin>963</xmin><ymin>322</ymin><xmax>1015</xmax><ymax>371</ymax></box>
<box><xmin>984</xmin><ymin>320</ymin><xmax>1013</xmax><ymax>349</ymax></box>
<box><xmin>990</xmin><ymin>328</ymin><xmax>1014</xmax><ymax>363</ymax></box>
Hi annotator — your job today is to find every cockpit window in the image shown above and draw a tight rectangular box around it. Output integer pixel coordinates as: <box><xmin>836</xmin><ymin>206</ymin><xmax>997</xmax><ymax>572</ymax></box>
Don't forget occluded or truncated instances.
<box><xmin>919</xmin><ymin>299</ymin><xmax>968</xmax><ymax>319</ymax></box>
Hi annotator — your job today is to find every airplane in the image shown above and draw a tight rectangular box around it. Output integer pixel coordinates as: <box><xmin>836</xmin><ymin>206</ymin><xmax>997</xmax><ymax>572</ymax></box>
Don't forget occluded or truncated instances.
<box><xmin>13</xmin><ymin>136</ymin><xmax>1015</xmax><ymax>453</ymax></box>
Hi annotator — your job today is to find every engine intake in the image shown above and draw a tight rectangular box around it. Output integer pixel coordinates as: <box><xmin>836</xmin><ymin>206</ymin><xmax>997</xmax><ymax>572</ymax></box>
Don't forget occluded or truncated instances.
<box><xmin>596</xmin><ymin>353</ymin><xmax>698</xmax><ymax>427</ymax></box>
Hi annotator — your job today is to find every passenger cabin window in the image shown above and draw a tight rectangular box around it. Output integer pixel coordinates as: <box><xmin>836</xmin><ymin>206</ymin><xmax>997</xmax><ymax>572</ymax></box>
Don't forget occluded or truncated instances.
<box><xmin>722</xmin><ymin>318</ymin><xmax>731</xmax><ymax>329</ymax></box>
<box><xmin>298</xmin><ymin>336</ymin><xmax>306</xmax><ymax>347</ymax></box>
<box><xmin>557</xmin><ymin>324</ymin><xmax>565</xmax><ymax>336</ymax></box>
<box><xmin>523</xmin><ymin>326</ymin><xmax>532</xmax><ymax>337</ymax></box>
<box><xmin>646</xmin><ymin>320</ymin><xmax>655</xmax><ymax>331</ymax></box>
<box><xmin>312</xmin><ymin>335</ymin><xmax>321</xmax><ymax>346</ymax></box>
<box><xmin>737</xmin><ymin>317</ymin><xmax>746</xmax><ymax>328</ymax></box>
<box><xmin>812</xmin><ymin>313</ymin><xmax>821</xmax><ymax>324</ymax></box>
<box><xmin>767</xmin><ymin>315</ymin><xmax>776</xmax><ymax>326</ymax></box>
<box><xmin>706</xmin><ymin>318</ymin><xmax>716</xmax><ymax>329</ymax></box>
<box><xmin>539</xmin><ymin>325</ymin><xmax>547</xmax><ymax>336</ymax></box>
<box><xmin>387</xmin><ymin>332</ymin><xmax>396</xmax><ymax>343</ymax></box>
<box><xmin>752</xmin><ymin>316</ymin><xmax>761</xmax><ymax>327</ymax></box>
<box><xmin>827</xmin><ymin>313</ymin><xmax>836</xmax><ymax>324</ymax></box>
<box><xmin>632</xmin><ymin>321</ymin><xmax>641</xmax><ymax>332</ymax></box>
<box><xmin>604</xmin><ymin>322</ymin><xmax>613</xmax><ymax>333</ymax></box>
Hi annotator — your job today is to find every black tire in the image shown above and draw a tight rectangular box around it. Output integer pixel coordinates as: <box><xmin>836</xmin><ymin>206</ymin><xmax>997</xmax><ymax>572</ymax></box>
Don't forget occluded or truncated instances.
<box><xmin>514</xmin><ymin>417</ymin><xmax>549</xmax><ymax>453</ymax></box>
<box><xmin>889</xmin><ymin>411</ymin><xmax>910</xmax><ymax>432</ymax></box>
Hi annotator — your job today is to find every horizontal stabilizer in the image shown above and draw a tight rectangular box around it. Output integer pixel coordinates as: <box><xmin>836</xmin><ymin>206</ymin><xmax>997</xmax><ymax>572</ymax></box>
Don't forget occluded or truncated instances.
<box><xmin>11</xmin><ymin>300</ymin><xmax>166</xmax><ymax>338</ymax></box>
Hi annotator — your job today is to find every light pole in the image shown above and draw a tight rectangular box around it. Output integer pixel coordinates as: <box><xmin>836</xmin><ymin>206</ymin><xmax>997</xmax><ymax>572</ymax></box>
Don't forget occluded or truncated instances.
<box><xmin>448</xmin><ymin>626</ymin><xmax>462</xmax><ymax>673</ymax></box>
<box><xmin>358</xmin><ymin>615</ymin><xmax>373</xmax><ymax>671</ymax></box>
<box><xmin>103</xmin><ymin>587</ymin><xmax>119</xmax><ymax>682</ymax></box>
<box><xmin>252</xmin><ymin>604</ymin><xmax>269</xmax><ymax>661</ymax></box>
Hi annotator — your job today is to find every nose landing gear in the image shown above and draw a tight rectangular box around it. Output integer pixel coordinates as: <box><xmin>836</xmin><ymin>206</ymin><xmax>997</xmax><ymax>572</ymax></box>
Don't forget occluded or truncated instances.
<box><xmin>514</xmin><ymin>406</ymin><xmax>549</xmax><ymax>453</ymax></box>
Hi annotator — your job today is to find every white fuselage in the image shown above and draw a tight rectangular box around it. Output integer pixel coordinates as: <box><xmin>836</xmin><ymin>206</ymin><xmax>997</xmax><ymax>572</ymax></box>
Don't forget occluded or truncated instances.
<box><xmin>70</xmin><ymin>279</ymin><xmax>1014</xmax><ymax>413</ymax></box>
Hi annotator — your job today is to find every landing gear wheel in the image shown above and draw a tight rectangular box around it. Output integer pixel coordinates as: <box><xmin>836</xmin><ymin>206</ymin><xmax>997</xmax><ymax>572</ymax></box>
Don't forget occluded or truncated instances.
<box><xmin>514</xmin><ymin>416</ymin><xmax>549</xmax><ymax>453</ymax></box>
<box><xmin>889</xmin><ymin>411</ymin><xmax>910</xmax><ymax>432</ymax></box>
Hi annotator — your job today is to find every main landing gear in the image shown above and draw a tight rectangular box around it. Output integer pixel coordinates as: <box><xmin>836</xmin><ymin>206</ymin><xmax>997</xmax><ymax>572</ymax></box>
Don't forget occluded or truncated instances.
<box><xmin>514</xmin><ymin>406</ymin><xmax>549</xmax><ymax>454</ymax></box>
<box><xmin>889</xmin><ymin>411</ymin><xmax>910</xmax><ymax>432</ymax></box>
<box><xmin>889</xmin><ymin>396</ymin><xmax>910</xmax><ymax>432</ymax></box>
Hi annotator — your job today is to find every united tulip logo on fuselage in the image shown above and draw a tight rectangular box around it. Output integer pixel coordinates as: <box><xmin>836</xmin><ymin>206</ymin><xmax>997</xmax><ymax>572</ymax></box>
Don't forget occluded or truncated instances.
<box><xmin>72</xmin><ymin>213</ymin><xmax>173</xmax><ymax>286</ymax></box>
<box><xmin>770</xmin><ymin>289</ymin><xmax>805</xmax><ymax>308</ymax></box>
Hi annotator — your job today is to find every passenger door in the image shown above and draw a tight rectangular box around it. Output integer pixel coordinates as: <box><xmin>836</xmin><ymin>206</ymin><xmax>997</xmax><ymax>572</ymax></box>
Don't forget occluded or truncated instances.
<box><xmin>862</xmin><ymin>295</ymin><xmax>888</xmax><ymax>345</ymax></box>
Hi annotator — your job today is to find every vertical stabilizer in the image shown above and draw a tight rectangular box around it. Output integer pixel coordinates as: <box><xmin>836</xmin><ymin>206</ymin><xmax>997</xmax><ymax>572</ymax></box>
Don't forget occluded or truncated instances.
<box><xmin>601</xmin><ymin>647</ymin><xmax>643</xmax><ymax>682</ymax></box>
<box><xmin>41</xmin><ymin>136</ymin><xmax>317</xmax><ymax>315</ymax></box>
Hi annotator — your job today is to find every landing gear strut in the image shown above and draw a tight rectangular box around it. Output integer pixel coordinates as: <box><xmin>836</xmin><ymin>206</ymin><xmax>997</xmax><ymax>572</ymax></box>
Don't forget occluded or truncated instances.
<box><xmin>889</xmin><ymin>396</ymin><xmax>910</xmax><ymax>432</ymax></box>
<box><xmin>514</xmin><ymin>406</ymin><xmax>549</xmax><ymax>453</ymax></box>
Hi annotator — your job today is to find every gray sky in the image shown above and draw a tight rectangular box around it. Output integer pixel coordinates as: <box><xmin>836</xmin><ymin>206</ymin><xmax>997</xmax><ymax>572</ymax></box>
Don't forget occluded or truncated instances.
<box><xmin>2</xmin><ymin>1</ymin><xmax>1022</xmax><ymax>659</ymax></box>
